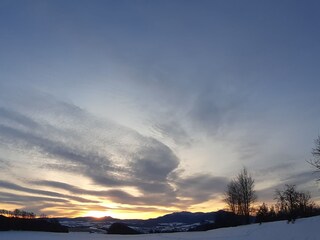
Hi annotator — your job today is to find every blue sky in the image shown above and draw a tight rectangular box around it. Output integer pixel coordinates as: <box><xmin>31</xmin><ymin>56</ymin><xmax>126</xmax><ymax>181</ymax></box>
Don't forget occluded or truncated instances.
<box><xmin>0</xmin><ymin>0</ymin><xmax>320</xmax><ymax>218</ymax></box>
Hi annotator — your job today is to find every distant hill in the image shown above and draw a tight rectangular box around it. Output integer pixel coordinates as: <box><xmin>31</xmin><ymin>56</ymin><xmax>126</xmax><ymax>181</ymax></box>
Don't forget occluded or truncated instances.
<box><xmin>147</xmin><ymin>211</ymin><xmax>218</xmax><ymax>224</ymax></box>
<box><xmin>58</xmin><ymin>210</ymin><xmax>229</xmax><ymax>233</ymax></box>
<box><xmin>60</xmin><ymin>210</ymin><xmax>221</xmax><ymax>226</ymax></box>
<box><xmin>59</xmin><ymin>210</ymin><xmax>261</xmax><ymax>233</ymax></box>
<box><xmin>108</xmin><ymin>222</ymin><xmax>141</xmax><ymax>234</ymax></box>
<box><xmin>65</xmin><ymin>216</ymin><xmax>118</xmax><ymax>222</ymax></box>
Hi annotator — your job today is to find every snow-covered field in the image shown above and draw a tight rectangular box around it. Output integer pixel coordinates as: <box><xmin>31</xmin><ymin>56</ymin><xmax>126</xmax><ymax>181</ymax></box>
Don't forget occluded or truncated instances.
<box><xmin>1</xmin><ymin>215</ymin><xmax>319</xmax><ymax>240</ymax></box>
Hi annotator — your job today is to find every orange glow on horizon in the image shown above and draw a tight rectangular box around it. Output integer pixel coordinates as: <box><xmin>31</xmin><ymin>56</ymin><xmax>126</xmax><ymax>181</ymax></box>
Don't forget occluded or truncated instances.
<box><xmin>85</xmin><ymin>210</ymin><xmax>109</xmax><ymax>218</ymax></box>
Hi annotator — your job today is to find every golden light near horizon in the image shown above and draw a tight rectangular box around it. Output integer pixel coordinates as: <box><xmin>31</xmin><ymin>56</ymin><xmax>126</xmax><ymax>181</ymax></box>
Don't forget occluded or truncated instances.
<box><xmin>82</xmin><ymin>205</ymin><xmax>183</xmax><ymax>220</ymax></box>
<box><xmin>85</xmin><ymin>211</ymin><xmax>109</xmax><ymax>218</ymax></box>
<box><xmin>83</xmin><ymin>210</ymin><xmax>153</xmax><ymax>219</ymax></box>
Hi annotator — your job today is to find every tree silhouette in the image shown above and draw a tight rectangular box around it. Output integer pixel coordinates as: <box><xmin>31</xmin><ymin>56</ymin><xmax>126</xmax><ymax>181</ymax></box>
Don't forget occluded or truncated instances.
<box><xmin>224</xmin><ymin>168</ymin><xmax>257</xmax><ymax>224</ymax></box>
<box><xmin>274</xmin><ymin>184</ymin><xmax>314</xmax><ymax>221</ymax></box>
<box><xmin>309</xmin><ymin>136</ymin><xmax>320</xmax><ymax>178</ymax></box>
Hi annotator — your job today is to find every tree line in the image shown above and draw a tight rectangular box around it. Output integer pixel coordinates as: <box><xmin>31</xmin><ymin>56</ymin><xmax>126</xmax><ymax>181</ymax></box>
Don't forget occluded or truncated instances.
<box><xmin>224</xmin><ymin>136</ymin><xmax>320</xmax><ymax>225</ymax></box>
<box><xmin>0</xmin><ymin>209</ymin><xmax>47</xmax><ymax>219</ymax></box>
<box><xmin>0</xmin><ymin>209</ymin><xmax>67</xmax><ymax>232</ymax></box>
<box><xmin>256</xmin><ymin>184</ymin><xmax>319</xmax><ymax>223</ymax></box>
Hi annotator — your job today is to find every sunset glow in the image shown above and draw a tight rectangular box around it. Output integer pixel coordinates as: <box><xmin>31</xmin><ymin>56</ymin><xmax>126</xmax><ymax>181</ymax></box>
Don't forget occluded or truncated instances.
<box><xmin>85</xmin><ymin>211</ymin><xmax>108</xmax><ymax>218</ymax></box>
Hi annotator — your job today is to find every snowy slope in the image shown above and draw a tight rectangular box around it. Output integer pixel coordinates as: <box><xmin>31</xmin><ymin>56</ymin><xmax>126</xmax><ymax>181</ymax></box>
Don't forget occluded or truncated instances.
<box><xmin>1</xmin><ymin>215</ymin><xmax>319</xmax><ymax>240</ymax></box>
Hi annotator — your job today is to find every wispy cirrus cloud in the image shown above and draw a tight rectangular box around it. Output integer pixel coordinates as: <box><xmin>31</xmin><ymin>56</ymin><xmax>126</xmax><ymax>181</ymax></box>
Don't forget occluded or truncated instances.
<box><xmin>0</xmin><ymin>88</ymin><xmax>231</xmax><ymax>214</ymax></box>
<box><xmin>0</xmin><ymin>180</ymin><xmax>98</xmax><ymax>204</ymax></box>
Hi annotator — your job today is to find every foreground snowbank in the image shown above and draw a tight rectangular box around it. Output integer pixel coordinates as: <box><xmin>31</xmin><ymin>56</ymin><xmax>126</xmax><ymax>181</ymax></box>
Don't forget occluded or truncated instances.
<box><xmin>1</xmin><ymin>215</ymin><xmax>319</xmax><ymax>240</ymax></box>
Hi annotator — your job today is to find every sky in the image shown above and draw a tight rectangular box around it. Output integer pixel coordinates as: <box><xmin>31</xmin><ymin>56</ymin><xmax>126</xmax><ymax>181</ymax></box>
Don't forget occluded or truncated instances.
<box><xmin>0</xmin><ymin>0</ymin><xmax>320</xmax><ymax>219</ymax></box>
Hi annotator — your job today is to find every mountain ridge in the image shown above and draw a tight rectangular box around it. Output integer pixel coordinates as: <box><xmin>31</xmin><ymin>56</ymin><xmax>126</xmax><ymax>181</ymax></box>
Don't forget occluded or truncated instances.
<box><xmin>59</xmin><ymin>210</ymin><xmax>224</xmax><ymax>223</ymax></box>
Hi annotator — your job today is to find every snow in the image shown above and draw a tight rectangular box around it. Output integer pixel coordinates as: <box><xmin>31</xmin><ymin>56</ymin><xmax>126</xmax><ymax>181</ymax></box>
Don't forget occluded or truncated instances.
<box><xmin>1</xmin><ymin>216</ymin><xmax>319</xmax><ymax>240</ymax></box>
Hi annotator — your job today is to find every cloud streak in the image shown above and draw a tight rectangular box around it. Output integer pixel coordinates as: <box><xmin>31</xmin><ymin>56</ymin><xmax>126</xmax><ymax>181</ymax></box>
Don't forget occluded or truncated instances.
<box><xmin>0</xmin><ymin>180</ymin><xmax>98</xmax><ymax>203</ymax></box>
<box><xmin>0</xmin><ymin>89</ymin><xmax>232</xmax><ymax>214</ymax></box>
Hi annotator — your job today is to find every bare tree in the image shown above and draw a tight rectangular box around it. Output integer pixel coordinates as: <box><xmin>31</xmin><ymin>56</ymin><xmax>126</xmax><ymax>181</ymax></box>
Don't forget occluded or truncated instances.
<box><xmin>13</xmin><ymin>209</ymin><xmax>21</xmax><ymax>218</ymax></box>
<box><xmin>224</xmin><ymin>180</ymin><xmax>239</xmax><ymax>214</ymax></box>
<box><xmin>274</xmin><ymin>184</ymin><xmax>314</xmax><ymax>221</ymax></box>
<box><xmin>309</xmin><ymin>136</ymin><xmax>320</xmax><ymax>178</ymax></box>
<box><xmin>224</xmin><ymin>168</ymin><xmax>257</xmax><ymax>224</ymax></box>
<box><xmin>256</xmin><ymin>203</ymin><xmax>269</xmax><ymax>223</ymax></box>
